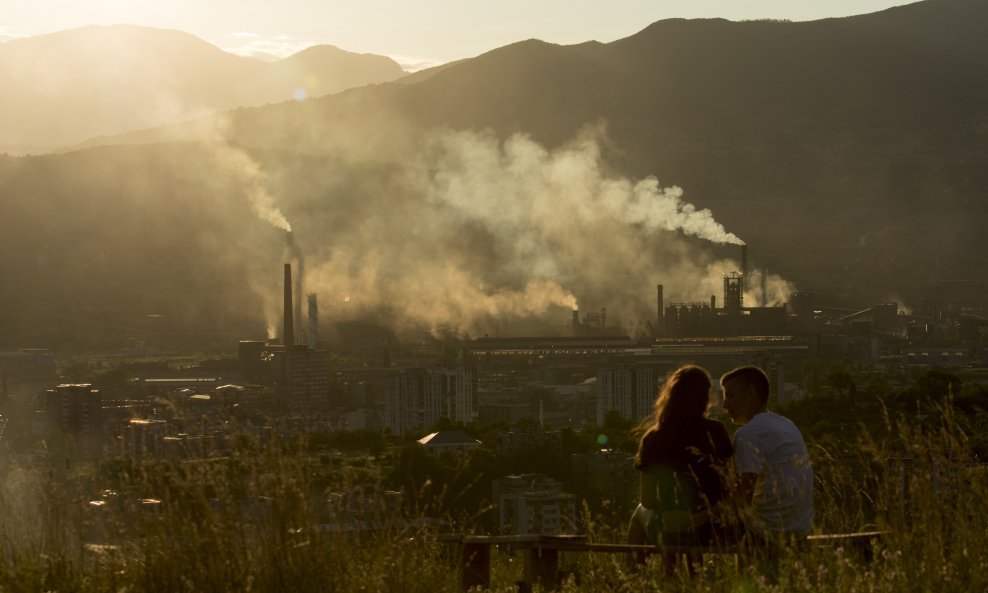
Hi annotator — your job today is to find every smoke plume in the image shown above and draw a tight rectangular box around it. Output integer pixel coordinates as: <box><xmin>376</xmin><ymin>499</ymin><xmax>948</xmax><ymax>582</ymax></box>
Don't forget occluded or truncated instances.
<box><xmin>213</xmin><ymin>142</ymin><xmax>292</xmax><ymax>233</ymax></box>
<box><xmin>744</xmin><ymin>269</ymin><xmax>795</xmax><ymax>307</ymax></box>
<box><xmin>280</xmin><ymin>127</ymin><xmax>790</xmax><ymax>337</ymax></box>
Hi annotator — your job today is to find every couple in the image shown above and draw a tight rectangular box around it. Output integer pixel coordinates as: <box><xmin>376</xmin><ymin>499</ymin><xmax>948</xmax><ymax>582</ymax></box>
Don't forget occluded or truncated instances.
<box><xmin>627</xmin><ymin>365</ymin><xmax>813</xmax><ymax>564</ymax></box>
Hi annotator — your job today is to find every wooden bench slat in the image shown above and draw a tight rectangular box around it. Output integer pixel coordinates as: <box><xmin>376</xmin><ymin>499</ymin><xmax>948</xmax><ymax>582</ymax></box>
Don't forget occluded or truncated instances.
<box><xmin>806</xmin><ymin>530</ymin><xmax>886</xmax><ymax>541</ymax></box>
<box><xmin>436</xmin><ymin>530</ymin><xmax>887</xmax><ymax>592</ymax></box>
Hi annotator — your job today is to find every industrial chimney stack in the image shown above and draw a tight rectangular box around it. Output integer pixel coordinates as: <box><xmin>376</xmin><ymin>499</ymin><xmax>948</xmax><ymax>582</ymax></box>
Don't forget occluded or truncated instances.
<box><xmin>656</xmin><ymin>284</ymin><xmax>664</xmax><ymax>336</ymax></box>
<box><xmin>740</xmin><ymin>244</ymin><xmax>748</xmax><ymax>290</ymax></box>
<box><xmin>307</xmin><ymin>293</ymin><xmax>318</xmax><ymax>349</ymax></box>
<box><xmin>294</xmin><ymin>259</ymin><xmax>303</xmax><ymax>345</ymax></box>
<box><xmin>283</xmin><ymin>263</ymin><xmax>295</xmax><ymax>347</ymax></box>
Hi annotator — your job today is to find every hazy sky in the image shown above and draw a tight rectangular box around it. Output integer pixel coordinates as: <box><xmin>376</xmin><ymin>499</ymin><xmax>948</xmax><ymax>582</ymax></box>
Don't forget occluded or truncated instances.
<box><xmin>3</xmin><ymin>0</ymin><xmax>918</xmax><ymax>70</ymax></box>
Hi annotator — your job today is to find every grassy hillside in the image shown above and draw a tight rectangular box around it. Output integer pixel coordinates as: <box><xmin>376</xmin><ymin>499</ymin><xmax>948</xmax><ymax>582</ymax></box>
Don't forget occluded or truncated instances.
<box><xmin>1</xmin><ymin>393</ymin><xmax>985</xmax><ymax>591</ymax></box>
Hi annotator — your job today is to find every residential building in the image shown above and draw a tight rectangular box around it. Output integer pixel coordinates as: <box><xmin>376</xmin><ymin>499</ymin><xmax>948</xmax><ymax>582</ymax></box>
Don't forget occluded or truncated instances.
<box><xmin>272</xmin><ymin>346</ymin><xmax>330</xmax><ymax>413</ymax></box>
<box><xmin>123</xmin><ymin>418</ymin><xmax>168</xmax><ymax>458</ymax></box>
<box><xmin>596</xmin><ymin>365</ymin><xmax>658</xmax><ymax>424</ymax></box>
<box><xmin>383</xmin><ymin>367</ymin><xmax>476</xmax><ymax>434</ymax></box>
<box><xmin>45</xmin><ymin>383</ymin><xmax>102</xmax><ymax>459</ymax></box>
<box><xmin>493</xmin><ymin>474</ymin><xmax>575</xmax><ymax>535</ymax></box>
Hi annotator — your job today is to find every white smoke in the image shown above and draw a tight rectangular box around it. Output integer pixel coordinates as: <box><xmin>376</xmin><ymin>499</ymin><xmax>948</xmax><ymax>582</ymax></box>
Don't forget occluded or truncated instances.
<box><xmin>292</xmin><ymin>127</ymin><xmax>787</xmax><ymax>336</ymax></box>
<box><xmin>202</xmin><ymin>140</ymin><xmax>298</xmax><ymax>336</ymax></box>
<box><xmin>422</xmin><ymin>129</ymin><xmax>743</xmax><ymax>246</ymax></box>
<box><xmin>213</xmin><ymin>142</ymin><xmax>292</xmax><ymax>232</ymax></box>
<box><xmin>744</xmin><ymin>268</ymin><xmax>796</xmax><ymax>307</ymax></box>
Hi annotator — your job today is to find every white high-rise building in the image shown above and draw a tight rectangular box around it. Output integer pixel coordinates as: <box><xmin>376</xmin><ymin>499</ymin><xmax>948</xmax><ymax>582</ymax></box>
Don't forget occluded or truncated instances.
<box><xmin>595</xmin><ymin>366</ymin><xmax>659</xmax><ymax>425</ymax></box>
<box><xmin>383</xmin><ymin>367</ymin><xmax>476</xmax><ymax>434</ymax></box>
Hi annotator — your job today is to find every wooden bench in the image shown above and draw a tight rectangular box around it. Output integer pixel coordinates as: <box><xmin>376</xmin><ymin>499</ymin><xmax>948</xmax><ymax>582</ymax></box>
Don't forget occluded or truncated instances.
<box><xmin>436</xmin><ymin>531</ymin><xmax>886</xmax><ymax>591</ymax></box>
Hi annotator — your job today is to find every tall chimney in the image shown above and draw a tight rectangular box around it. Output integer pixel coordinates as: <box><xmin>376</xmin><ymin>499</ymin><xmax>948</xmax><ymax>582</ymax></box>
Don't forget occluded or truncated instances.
<box><xmin>294</xmin><ymin>256</ymin><xmax>304</xmax><ymax>345</ymax></box>
<box><xmin>572</xmin><ymin>308</ymin><xmax>580</xmax><ymax>335</ymax></box>
<box><xmin>656</xmin><ymin>284</ymin><xmax>664</xmax><ymax>336</ymax></box>
<box><xmin>307</xmin><ymin>293</ymin><xmax>318</xmax><ymax>349</ymax></box>
<box><xmin>711</xmin><ymin>294</ymin><xmax>717</xmax><ymax>310</ymax></box>
<box><xmin>740</xmin><ymin>244</ymin><xmax>748</xmax><ymax>290</ymax></box>
<box><xmin>761</xmin><ymin>266</ymin><xmax>768</xmax><ymax>307</ymax></box>
<box><xmin>283</xmin><ymin>263</ymin><xmax>295</xmax><ymax>347</ymax></box>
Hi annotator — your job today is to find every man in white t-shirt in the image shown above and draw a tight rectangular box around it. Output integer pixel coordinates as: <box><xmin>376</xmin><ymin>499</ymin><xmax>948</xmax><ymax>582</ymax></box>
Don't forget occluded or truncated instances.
<box><xmin>721</xmin><ymin>366</ymin><xmax>813</xmax><ymax>542</ymax></box>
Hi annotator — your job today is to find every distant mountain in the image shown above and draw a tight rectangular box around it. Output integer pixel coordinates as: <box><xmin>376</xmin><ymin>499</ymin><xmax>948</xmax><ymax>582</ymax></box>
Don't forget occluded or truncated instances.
<box><xmin>202</xmin><ymin>0</ymin><xmax>986</xmax><ymax>301</ymax></box>
<box><xmin>0</xmin><ymin>24</ymin><xmax>406</xmax><ymax>150</ymax></box>
<box><xmin>3</xmin><ymin>0</ymin><xmax>988</xmax><ymax>348</ymax></box>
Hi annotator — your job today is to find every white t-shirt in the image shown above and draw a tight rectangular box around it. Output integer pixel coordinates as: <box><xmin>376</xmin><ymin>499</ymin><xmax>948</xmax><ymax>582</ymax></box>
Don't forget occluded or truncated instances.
<box><xmin>734</xmin><ymin>411</ymin><xmax>814</xmax><ymax>536</ymax></box>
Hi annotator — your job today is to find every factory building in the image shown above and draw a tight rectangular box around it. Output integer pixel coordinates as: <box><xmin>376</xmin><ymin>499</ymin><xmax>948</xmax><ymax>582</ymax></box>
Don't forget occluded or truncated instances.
<box><xmin>572</xmin><ymin>307</ymin><xmax>621</xmax><ymax>337</ymax></box>
<box><xmin>271</xmin><ymin>262</ymin><xmax>330</xmax><ymax>413</ymax></box>
<box><xmin>232</xmin><ymin>261</ymin><xmax>330</xmax><ymax>413</ymax></box>
<box><xmin>656</xmin><ymin>245</ymin><xmax>788</xmax><ymax>338</ymax></box>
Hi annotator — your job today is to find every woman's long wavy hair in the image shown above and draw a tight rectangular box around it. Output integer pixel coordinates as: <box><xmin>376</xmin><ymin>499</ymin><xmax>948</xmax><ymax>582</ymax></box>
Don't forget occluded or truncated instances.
<box><xmin>635</xmin><ymin>365</ymin><xmax>712</xmax><ymax>461</ymax></box>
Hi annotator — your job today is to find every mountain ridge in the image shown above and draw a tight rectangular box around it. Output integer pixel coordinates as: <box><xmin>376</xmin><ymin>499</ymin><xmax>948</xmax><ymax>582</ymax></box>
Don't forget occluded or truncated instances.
<box><xmin>0</xmin><ymin>24</ymin><xmax>406</xmax><ymax>150</ymax></box>
<box><xmin>2</xmin><ymin>0</ymin><xmax>987</xmax><ymax>347</ymax></box>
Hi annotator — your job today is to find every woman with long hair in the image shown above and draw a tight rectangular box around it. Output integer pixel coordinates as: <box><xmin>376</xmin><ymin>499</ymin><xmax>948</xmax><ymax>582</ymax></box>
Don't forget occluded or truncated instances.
<box><xmin>627</xmin><ymin>365</ymin><xmax>733</xmax><ymax>568</ymax></box>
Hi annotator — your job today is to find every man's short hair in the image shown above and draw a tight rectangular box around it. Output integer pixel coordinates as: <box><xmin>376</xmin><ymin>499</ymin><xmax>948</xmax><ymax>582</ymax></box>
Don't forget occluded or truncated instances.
<box><xmin>721</xmin><ymin>366</ymin><xmax>770</xmax><ymax>404</ymax></box>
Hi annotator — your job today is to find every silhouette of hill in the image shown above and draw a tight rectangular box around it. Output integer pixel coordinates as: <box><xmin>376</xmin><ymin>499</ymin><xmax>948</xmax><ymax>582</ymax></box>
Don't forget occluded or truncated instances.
<box><xmin>0</xmin><ymin>25</ymin><xmax>405</xmax><ymax>150</ymax></box>
<box><xmin>3</xmin><ymin>0</ymin><xmax>988</xmax><ymax>347</ymax></box>
<box><xmin>99</xmin><ymin>0</ymin><xmax>984</xmax><ymax>299</ymax></box>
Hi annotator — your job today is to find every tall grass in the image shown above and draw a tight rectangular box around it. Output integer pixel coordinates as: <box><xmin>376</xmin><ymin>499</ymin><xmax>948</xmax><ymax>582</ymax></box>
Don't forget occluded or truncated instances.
<box><xmin>1</xmin><ymin>402</ymin><xmax>987</xmax><ymax>592</ymax></box>
<box><xmin>0</xmin><ymin>443</ymin><xmax>456</xmax><ymax>593</ymax></box>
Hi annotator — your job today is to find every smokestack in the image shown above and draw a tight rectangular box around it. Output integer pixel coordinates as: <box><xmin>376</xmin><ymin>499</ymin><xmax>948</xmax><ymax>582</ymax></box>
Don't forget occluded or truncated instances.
<box><xmin>711</xmin><ymin>295</ymin><xmax>716</xmax><ymax>310</ymax></box>
<box><xmin>761</xmin><ymin>267</ymin><xmax>768</xmax><ymax>307</ymax></box>
<box><xmin>283</xmin><ymin>263</ymin><xmax>295</xmax><ymax>347</ymax></box>
<box><xmin>740</xmin><ymin>244</ymin><xmax>748</xmax><ymax>290</ymax></box>
<box><xmin>286</xmin><ymin>230</ymin><xmax>304</xmax><ymax>345</ymax></box>
<box><xmin>307</xmin><ymin>293</ymin><xmax>318</xmax><ymax>349</ymax></box>
<box><xmin>572</xmin><ymin>308</ymin><xmax>580</xmax><ymax>335</ymax></box>
<box><xmin>656</xmin><ymin>284</ymin><xmax>664</xmax><ymax>336</ymax></box>
<box><xmin>294</xmin><ymin>257</ymin><xmax>303</xmax><ymax>345</ymax></box>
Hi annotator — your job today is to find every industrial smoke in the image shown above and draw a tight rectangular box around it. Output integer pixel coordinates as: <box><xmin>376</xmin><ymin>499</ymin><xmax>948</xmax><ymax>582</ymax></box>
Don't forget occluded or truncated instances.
<box><xmin>261</xmin><ymin>126</ymin><xmax>792</xmax><ymax>336</ymax></box>
<box><xmin>215</xmin><ymin>142</ymin><xmax>292</xmax><ymax>233</ymax></box>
